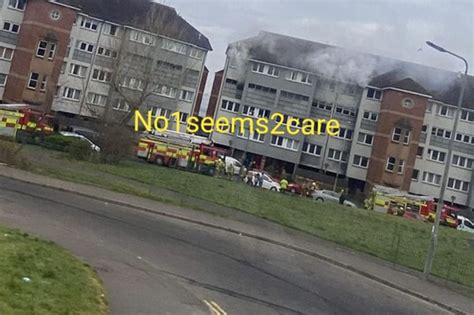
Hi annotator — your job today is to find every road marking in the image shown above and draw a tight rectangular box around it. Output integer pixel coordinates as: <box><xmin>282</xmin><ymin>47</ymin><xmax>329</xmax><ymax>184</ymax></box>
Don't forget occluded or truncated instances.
<box><xmin>203</xmin><ymin>299</ymin><xmax>228</xmax><ymax>315</ymax></box>
<box><xmin>211</xmin><ymin>301</ymin><xmax>228</xmax><ymax>315</ymax></box>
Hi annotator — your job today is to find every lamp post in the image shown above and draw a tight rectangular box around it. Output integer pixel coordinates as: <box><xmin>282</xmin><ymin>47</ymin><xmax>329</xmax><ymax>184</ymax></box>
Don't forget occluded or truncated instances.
<box><xmin>423</xmin><ymin>41</ymin><xmax>469</xmax><ymax>276</ymax></box>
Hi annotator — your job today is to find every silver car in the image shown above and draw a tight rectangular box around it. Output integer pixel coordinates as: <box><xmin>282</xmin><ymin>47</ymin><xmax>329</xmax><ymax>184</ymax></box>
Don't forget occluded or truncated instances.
<box><xmin>312</xmin><ymin>190</ymin><xmax>356</xmax><ymax>207</ymax></box>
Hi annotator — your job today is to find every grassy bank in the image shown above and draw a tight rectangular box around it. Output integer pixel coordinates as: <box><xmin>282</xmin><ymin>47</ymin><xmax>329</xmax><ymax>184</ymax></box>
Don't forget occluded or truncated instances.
<box><xmin>8</xmin><ymin>143</ymin><xmax>474</xmax><ymax>288</ymax></box>
<box><xmin>0</xmin><ymin>225</ymin><xmax>107</xmax><ymax>315</ymax></box>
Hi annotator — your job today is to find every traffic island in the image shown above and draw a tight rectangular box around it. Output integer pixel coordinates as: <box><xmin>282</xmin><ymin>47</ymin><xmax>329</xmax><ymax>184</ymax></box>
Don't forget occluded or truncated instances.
<box><xmin>0</xmin><ymin>225</ymin><xmax>107</xmax><ymax>314</ymax></box>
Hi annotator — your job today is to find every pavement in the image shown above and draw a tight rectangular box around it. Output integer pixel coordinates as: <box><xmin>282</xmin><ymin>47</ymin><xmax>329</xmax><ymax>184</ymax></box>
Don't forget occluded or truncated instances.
<box><xmin>0</xmin><ymin>165</ymin><xmax>473</xmax><ymax>314</ymax></box>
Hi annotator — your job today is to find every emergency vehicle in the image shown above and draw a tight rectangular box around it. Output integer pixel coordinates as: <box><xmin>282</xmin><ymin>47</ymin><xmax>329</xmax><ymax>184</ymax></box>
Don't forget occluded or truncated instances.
<box><xmin>137</xmin><ymin>132</ymin><xmax>228</xmax><ymax>175</ymax></box>
<box><xmin>368</xmin><ymin>185</ymin><xmax>459</xmax><ymax>227</ymax></box>
<box><xmin>0</xmin><ymin>104</ymin><xmax>54</xmax><ymax>142</ymax></box>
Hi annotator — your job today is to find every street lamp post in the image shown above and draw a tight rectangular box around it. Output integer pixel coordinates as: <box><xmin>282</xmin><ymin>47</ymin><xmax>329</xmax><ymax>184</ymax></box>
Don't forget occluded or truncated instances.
<box><xmin>423</xmin><ymin>41</ymin><xmax>469</xmax><ymax>276</ymax></box>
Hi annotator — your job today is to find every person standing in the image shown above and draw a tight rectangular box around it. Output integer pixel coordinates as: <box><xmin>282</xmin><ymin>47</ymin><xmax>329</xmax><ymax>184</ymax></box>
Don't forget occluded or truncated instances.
<box><xmin>339</xmin><ymin>189</ymin><xmax>346</xmax><ymax>205</ymax></box>
<box><xmin>280</xmin><ymin>178</ymin><xmax>289</xmax><ymax>193</ymax></box>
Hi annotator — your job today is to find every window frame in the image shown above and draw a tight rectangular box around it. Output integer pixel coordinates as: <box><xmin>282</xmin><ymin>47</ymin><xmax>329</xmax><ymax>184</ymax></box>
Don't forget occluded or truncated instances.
<box><xmin>27</xmin><ymin>72</ymin><xmax>39</xmax><ymax>89</ymax></box>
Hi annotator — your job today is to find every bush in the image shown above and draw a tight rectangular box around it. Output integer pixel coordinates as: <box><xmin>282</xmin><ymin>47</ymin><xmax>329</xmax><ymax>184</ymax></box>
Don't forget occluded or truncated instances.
<box><xmin>0</xmin><ymin>140</ymin><xmax>30</xmax><ymax>169</ymax></box>
<box><xmin>66</xmin><ymin>139</ymin><xmax>93</xmax><ymax>161</ymax></box>
<box><xmin>42</xmin><ymin>135</ymin><xmax>75</xmax><ymax>151</ymax></box>
<box><xmin>96</xmin><ymin>124</ymin><xmax>134</xmax><ymax>164</ymax></box>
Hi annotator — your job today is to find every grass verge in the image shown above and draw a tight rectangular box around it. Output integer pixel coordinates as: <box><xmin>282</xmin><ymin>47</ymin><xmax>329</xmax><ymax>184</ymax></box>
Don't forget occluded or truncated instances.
<box><xmin>0</xmin><ymin>225</ymin><xmax>107</xmax><ymax>315</ymax></box>
<box><xmin>9</xmin><ymin>143</ymin><xmax>474</xmax><ymax>289</ymax></box>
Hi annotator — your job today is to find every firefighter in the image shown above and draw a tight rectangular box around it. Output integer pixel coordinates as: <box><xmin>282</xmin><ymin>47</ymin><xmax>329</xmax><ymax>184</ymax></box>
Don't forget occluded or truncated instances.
<box><xmin>280</xmin><ymin>178</ymin><xmax>289</xmax><ymax>193</ymax></box>
<box><xmin>226</xmin><ymin>162</ymin><xmax>235</xmax><ymax>180</ymax></box>
<box><xmin>239</xmin><ymin>165</ymin><xmax>248</xmax><ymax>182</ymax></box>
<box><xmin>215</xmin><ymin>158</ymin><xmax>224</xmax><ymax>177</ymax></box>
<box><xmin>339</xmin><ymin>189</ymin><xmax>346</xmax><ymax>205</ymax></box>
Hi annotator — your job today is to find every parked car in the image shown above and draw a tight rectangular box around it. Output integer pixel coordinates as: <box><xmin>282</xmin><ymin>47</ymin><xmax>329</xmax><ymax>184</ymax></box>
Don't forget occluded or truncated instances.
<box><xmin>286</xmin><ymin>182</ymin><xmax>304</xmax><ymax>195</ymax></box>
<box><xmin>312</xmin><ymin>190</ymin><xmax>356</xmax><ymax>207</ymax></box>
<box><xmin>245</xmin><ymin>171</ymin><xmax>280</xmax><ymax>191</ymax></box>
<box><xmin>59</xmin><ymin>131</ymin><xmax>101</xmax><ymax>152</ymax></box>
<box><xmin>457</xmin><ymin>216</ymin><xmax>474</xmax><ymax>234</ymax></box>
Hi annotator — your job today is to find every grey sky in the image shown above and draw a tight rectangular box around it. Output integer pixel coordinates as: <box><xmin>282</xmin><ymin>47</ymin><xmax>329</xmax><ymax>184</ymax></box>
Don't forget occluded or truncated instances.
<box><xmin>165</xmin><ymin>0</ymin><xmax>474</xmax><ymax>106</ymax></box>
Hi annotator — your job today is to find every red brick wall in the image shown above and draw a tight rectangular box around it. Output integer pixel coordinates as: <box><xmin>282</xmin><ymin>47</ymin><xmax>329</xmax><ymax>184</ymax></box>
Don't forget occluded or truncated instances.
<box><xmin>206</xmin><ymin>69</ymin><xmax>223</xmax><ymax>118</ymax></box>
<box><xmin>4</xmin><ymin>0</ymin><xmax>76</xmax><ymax>111</ymax></box>
<box><xmin>192</xmin><ymin>66</ymin><xmax>208</xmax><ymax>116</ymax></box>
<box><xmin>367</xmin><ymin>89</ymin><xmax>429</xmax><ymax>191</ymax></box>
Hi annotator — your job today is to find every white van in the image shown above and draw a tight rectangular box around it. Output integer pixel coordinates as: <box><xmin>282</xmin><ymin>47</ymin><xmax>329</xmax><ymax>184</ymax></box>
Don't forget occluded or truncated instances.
<box><xmin>224</xmin><ymin>156</ymin><xmax>242</xmax><ymax>175</ymax></box>
<box><xmin>457</xmin><ymin>216</ymin><xmax>474</xmax><ymax>234</ymax></box>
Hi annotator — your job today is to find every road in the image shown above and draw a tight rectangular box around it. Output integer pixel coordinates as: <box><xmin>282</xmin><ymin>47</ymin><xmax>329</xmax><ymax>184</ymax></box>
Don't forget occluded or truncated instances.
<box><xmin>0</xmin><ymin>176</ymin><xmax>451</xmax><ymax>315</ymax></box>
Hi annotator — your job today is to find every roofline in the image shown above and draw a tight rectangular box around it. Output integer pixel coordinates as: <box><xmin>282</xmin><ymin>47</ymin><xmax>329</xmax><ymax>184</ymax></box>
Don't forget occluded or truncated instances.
<box><xmin>49</xmin><ymin>0</ymin><xmax>81</xmax><ymax>11</ymax></box>
<box><xmin>381</xmin><ymin>87</ymin><xmax>432</xmax><ymax>98</ymax></box>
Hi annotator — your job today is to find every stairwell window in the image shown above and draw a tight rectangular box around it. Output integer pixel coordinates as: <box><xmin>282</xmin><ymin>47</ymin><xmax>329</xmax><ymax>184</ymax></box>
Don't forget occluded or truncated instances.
<box><xmin>36</xmin><ymin>41</ymin><xmax>48</xmax><ymax>57</ymax></box>
<box><xmin>362</xmin><ymin>111</ymin><xmax>378</xmax><ymax>121</ymax></box>
<box><xmin>328</xmin><ymin>148</ymin><xmax>347</xmax><ymax>162</ymax></box>
<box><xmin>8</xmin><ymin>0</ymin><xmax>26</xmax><ymax>11</ymax></box>
<box><xmin>385</xmin><ymin>156</ymin><xmax>396</xmax><ymax>172</ymax></box>
<box><xmin>302</xmin><ymin>143</ymin><xmax>322</xmax><ymax>156</ymax></box>
<box><xmin>357</xmin><ymin>132</ymin><xmax>373</xmax><ymax>145</ymax></box>
<box><xmin>40</xmin><ymin>75</ymin><xmax>48</xmax><ymax>92</ymax></box>
<box><xmin>27</xmin><ymin>72</ymin><xmax>39</xmax><ymax>89</ymax></box>
<box><xmin>48</xmin><ymin>43</ymin><xmax>56</xmax><ymax>60</ymax></box>
<box><xmin>397</xmin><ymin>159</ymin><xmax>405</xmax><ymax>174</ymax></box>
<box><xmin>366</xmin><ymin>88</ymin><xmax>382</xmax><ymax>100</ymax></box>
<box><xmin>402</xmin><ymin>130</ymin><xmax>410</xmax><ymax>144</ymax></box>
<box><xmin>80</xmin><ymin>17</ymin><xmax>98</xmax><ymax>31</ymax></box>
<box><xmin>353</xmin><ymin>155</ymin><xmax>369</xmax><ymax>168</ymax></box>
<box><xmin>0</xmin><ymin>73</ymin><xmax>7</xmax><ymax>86</ymax></box>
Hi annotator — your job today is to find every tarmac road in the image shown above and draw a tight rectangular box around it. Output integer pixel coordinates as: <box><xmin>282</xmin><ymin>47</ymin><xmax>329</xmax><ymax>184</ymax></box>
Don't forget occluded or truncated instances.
<box><xmin>0</xmin><ymin>176</ymin><xmax>452</xmax><ymax>315</ymax></box>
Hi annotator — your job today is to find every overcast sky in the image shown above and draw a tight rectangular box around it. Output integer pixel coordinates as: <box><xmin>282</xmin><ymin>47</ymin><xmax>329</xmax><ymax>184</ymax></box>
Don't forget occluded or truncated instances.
<box><xmin>165</xmin><ymin>0</ymin><xmax>473</xmax><ymax>109</ymax></box>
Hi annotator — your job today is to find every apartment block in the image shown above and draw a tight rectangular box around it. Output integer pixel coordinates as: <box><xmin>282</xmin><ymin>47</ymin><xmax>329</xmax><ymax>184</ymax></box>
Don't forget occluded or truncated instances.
<box><xmin>210</xmin><ymin>31</ymin><xmax>474</xmax><ymax>208</ymax></box>
<box><xmin>0</xmin><ymin>0</ymin><xmax>211</xmax><ymax>128</ymax></box>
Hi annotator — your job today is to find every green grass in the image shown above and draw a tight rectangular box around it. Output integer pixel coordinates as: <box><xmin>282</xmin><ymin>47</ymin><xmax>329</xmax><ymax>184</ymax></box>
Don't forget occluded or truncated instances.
<box><xmin>0</xmin><ymin>225</ymin><xmax>107</xmax><ymax>315</ymax></box>
<box><xmin>11</xmin><ymin>144</ymin><xmax>474</xmax><ymax>289</ymax></box>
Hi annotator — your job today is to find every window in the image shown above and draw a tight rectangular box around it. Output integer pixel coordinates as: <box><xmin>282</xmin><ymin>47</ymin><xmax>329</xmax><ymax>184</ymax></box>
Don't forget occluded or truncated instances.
<box><xmin>27</xmin><ymin>72</ymin><xmax>39</xmax><ymax>89</ymax></box>
<box><xmin>3</xmin><ymin>22</ymin><xmax>20</xmax><ymax>33</ymax></box>
<box><xmin>92</xmin><ymin>69</ymin><xmax>112</xmax><ymax>83</ymax></box>
<box><xmin>447</xmin><ymin>178</ymin><xmax>469</xmax><ymax>193</ymax></box>
<box><xmin>87</xmin><ymin>92</ymin><xmax>107</xmax><ymax>106</ymax></box>
<box><xmin>302</xmin><ymin>143</ymin><xmax>322</xmax><ymax>156</ymax></box>
<box><xmin>357</xmin><ymin>132</ymin><xmax>373</xmax><ymax>145</ymax></box>
<box><xmin>77</xmin><ymin>41</ymin><xmax>95</xmax><ymax>53</ymax></box>
<box><xmin>336</xmin><ymin>127</ymin><xmax>353</xmax><ymax>140</ymax></box>
<box><xmin>461</xmin><ymin>110</ymin><xmax>474</xmax><ymax>123</ymax></box>
<box><xmin>426</xmin><ymin>103</ymin><xmax>433</xmax><ymax>113</ymax></box>
<box><xmin>50</xmin><ymin>10</ymin><xmax>61</xmax><ymax>21</ymax></box>
<box><xmin>386</xmin><ymin>156</ymin><xmax>396</xmax><ymax>172</ymax></box>
<box><xmin>280</xmin><ymin>90</ymin><xmax>310</xmax><ymax>103</ymax></box>
<box><xmin>397</xmin><ymin>159</ymin><xmax>405</xmax><ymax>174</ymax></box>
<box><xmin>97</xmin><ymin>47</ymin><xmax>118</xmax><ymax>59</ymax></box>
<box><xmin>427</xmin><ymin>149</ymin><xmax>446</xmax><ymax>163</ymax></box>
<box><xmin>179</xmin><ymin>112</ymin><xmax>189</xmax><ymax>124</ymax></box>
<box><xmin>353</xmin><ymin>155</ymin><xmax>369</xmax><ymax>168</ymax></box>
<box><xmin>421</xmin><ymin>125</ymin><xmax>428</xmax><ymax>133</ymax></box>
<box><xmin>189</xmin><ymin>47</ymin><xmax>204</xmax><ymax>59</ymax></box>
<box><xmin>242</xmin><ymin>105</ymin><xmax>271</xmax><ymax>118</ymax></box>
<box><xmin>431</xmin><ymin>127</ymin><xmax>451</xmax><ymax>139</ymax></box>
<box><xmin>62</xmin><ymin>87</ymin><xmax>81</xmax><ymax>101</ymax></box>
<box><xmin>437</xmin><ymin>105</ymin><xmax>454</xmax><ymax>118</ymax></box>
<box><xmin>416</xmin><ymin>146</ymin><xmax>424</xmax><ymax>157</ymax></box>
<box><xmin>252</xmin><ymin>62</ymin><xmax>279</xmax><ymax>77</ymax></box>
<box><xmin>312</xmin><ymin>101</ymin><xmax>332</xmax><ymax>111</ymax></box>
<box><xmin>367</xmin><ymin>88</ymin><xmax>382</xmax><ymax>100</ymax></box>
<box><xmin>54</xmin><ymin>85</ymin><xmax>61</xmax><ymax>97</ymax></box>
<box><xmin>113</xmin><ymin>99</ymin><xmax>130</xmax><ymax>112</ymax></box>
<box><xmin>150</xmin><ymin>107</ymin><xmax>171</xmax><ymax>119</ymax></box>
<box><xmin>328</xmin><ymin>149</ymin><xmax>347</xmax><ymax>162</ymax></box>
<box><xmin>412</xmin><ymin>169</ymin><xmax>419</xmax><ymax>181</ymax></box>
<box><xmin>221</xmin><ymin>100</ymin><xmax>240</xmax><ymax>113</ymax></box>
<box><xmin>69</xmin><ymin>64</ymin><xmax>87</xmax><ymax>77</ymax></box>
<box><xmin>274</xmin><ymin>114</ymin><xmax>302</xmax><ymax>128</ymax></box>
<box><xmin>161</xmin><ymin>38</ymin><xmax>185</xmax><ymax>53</ymax></box>
<box><xmin>40</xmin><ymin>75</ymin><xmax>47</xmax><ymax>91</ymax></box>
<box><xmin>248</xmin><ymin>83</ymin><xmax>277</xmax><ymax>94</ymax></box>
<box><xmin>422</xmin><ymin>172</ymin><xmax>441</xmax><ymax>185</ymax></box>
<box><xmin>335</xmin><ymin>106</ymin><xmax>356</xmax><ymax>117</ymax></box>
<box><xmin>155</xmin><ymin>85</ymin><xmax>177</xmax><ymax>98</ymax></box>
<box><xmin>270</xmin><ymin>136</ymin><xmax>299</xmax><ymax>151</ymax></box>
<box><xmin>156</xmin><ymin>60</ymin><xmax>183</xmax><ymax>72</ymax></box>
<box><xmin>402</xmin><ymin>130</ymin><xmax>410</xmax><ymax>144</ymax></box>
<box><xmin>8</xmin><ymin>0</ymin><xmax>26</xmax><ymax>11</ymax></box>
<box><xmin>180</xmin><ymin>90</ymin><xmax>194</xmax><ymax>102</ymax></box>
<box><xmin>452</xmin><ymin>155</ymin><xmax>474</xmax><ymax>169</ymax></box>
<box><xmin>362</xmin><ymin>111</ymin><xmax>378</xmax><ymax>121</ymax></box>
<box><xmin>103</xmin><ymin>24</ymin><xmax>119</xmax><ymax>37</ymax></box>
<box><xmin>48</xmin><ymin>43</ymin><xmax>56</xmax><ymax>59</ymax></box>
<box><xmin>392</xmin><ymin>127</ymin><xmax>402</xmax><ymax>142</ymax></box>
<box><xmin>0</xmin><ymin>73</ymin><xmax>7</xmax><ymax>86</ymax></box>
<box><xmin>80</xmin><ymin>17</ymin><xmax>98</xmax><ymax>31</ymax></box>
<box><xmin>455</xmin><ymin>132</ymin><xmax>474</xmax><ymax>144</ymax></box>
<box><xmin>237</xmin><ymin>129</ymin><xmax>265</xmax><ymax>143</ymax></box>
<box><xmin>36</xmin><ymin>41</ymin><xmax>48</xmax><ymax>57</ymax></box>
<box><xmin>0</xmin><ymin>46</ymin><xmax>14</xmax><ymax>60</ymax></box>
<box><xmin>286</xmin><ymin>71</ymin><xmax>312</xmax><ymax>84</ymax></box>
